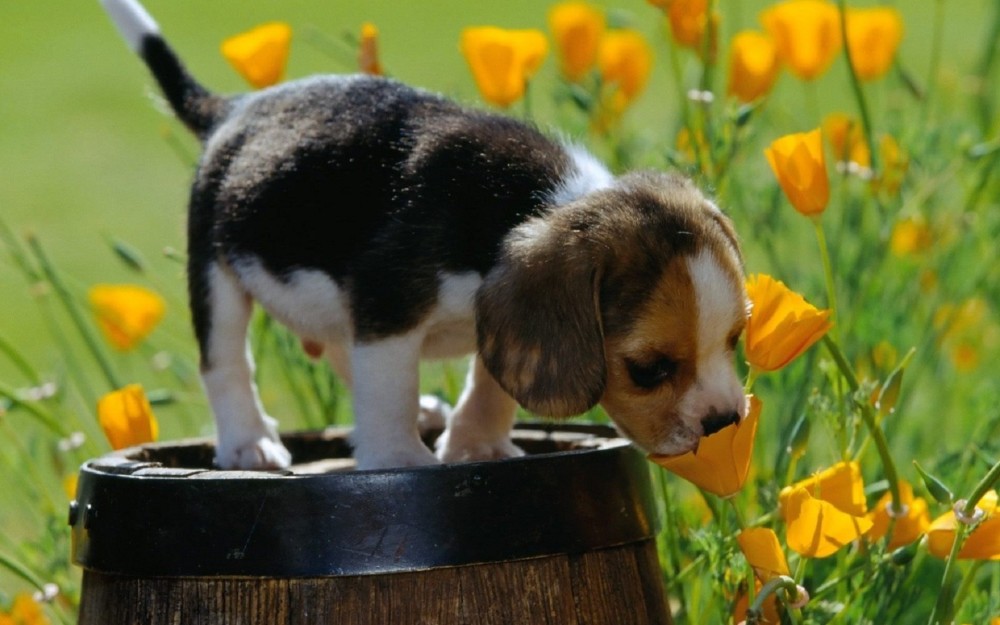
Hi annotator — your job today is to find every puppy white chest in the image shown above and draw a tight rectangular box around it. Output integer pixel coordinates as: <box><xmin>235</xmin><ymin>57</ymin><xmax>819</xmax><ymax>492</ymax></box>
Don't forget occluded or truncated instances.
<box><xmin>420</xmin><ymin>271</ymin><xmax>481</xmax><ymax>358</ymax></box>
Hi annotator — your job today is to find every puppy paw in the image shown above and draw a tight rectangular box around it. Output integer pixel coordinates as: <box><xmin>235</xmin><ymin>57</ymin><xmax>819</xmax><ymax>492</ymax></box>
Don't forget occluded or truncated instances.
<box><xmin>354</xmin><ymin>442</ymin><xmax>441</xmax><ymax>471</ymax></box>
<box><xmin>216</xmin><ymin>436</ymin><xmax>292</xmax><ymax>470</ymax></box>
<box><xmin>417</xmin><ymin>395</ymin><xmax>451</xmax><ymax>433</ymax></box>
<box><xmin>435</xmin><ymin>430</ymin><xmax>525</xmax><ymax>464</ymax></box>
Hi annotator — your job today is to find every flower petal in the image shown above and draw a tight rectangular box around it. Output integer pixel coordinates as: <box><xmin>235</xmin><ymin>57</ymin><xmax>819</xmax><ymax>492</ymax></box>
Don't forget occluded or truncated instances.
<box><xmin>785</xmin><ymin>487</ymin><xmax>873</xmax><ymax>558</ymax></box>
<box><xmin>738</xmin><ymin>527</ymin><xmax>790</xmax><ymax>580</ymax></box>
<box><xmin>220</xmin><ymin>22</ymin><xmax>292</xmax><ymax>89</ymax></box>
<box><xmin>97</xmin><ymin>384</ymin><xmax>159</xmax><ymax>450</ymax></box>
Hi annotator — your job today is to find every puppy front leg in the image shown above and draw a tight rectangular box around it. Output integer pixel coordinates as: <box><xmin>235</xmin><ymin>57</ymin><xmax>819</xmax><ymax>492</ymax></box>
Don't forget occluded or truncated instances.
<box><xmin>350</xmin><ymin>334</ymin><xmax>440</xmax><ymax>470</ymax></box>
<box><xmin>436</xmin><ymin>356</ymin><xmax>524</xmax><ymax>463</ymax></box>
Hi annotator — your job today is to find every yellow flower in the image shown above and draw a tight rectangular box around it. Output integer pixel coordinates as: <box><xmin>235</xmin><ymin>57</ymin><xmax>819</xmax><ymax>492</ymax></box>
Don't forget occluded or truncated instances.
<box><xmin>761</xmin><ymin>0</ymin><xmax>842</xmax><ymax>81</ymax></box>
<box><xmin>649</xmin><ymin>396</ymin><xmax>760</xmax><ymax>498</ymax></box>
<box><xmin>88</xmin><ymin>284</ymin><xmax>166</xmax><ymax>351</ymax></box>
<box><xmin>1</xmin><ymin>594</ymin><xmax>50</xmax><ymax>625</ymax></box>
<box><xmin>745</xmin><ymin>274</ymin><xmax>833</xmax><ymax>372</ymax></box>
<box><xmin>461</xmin><ymin>27</ymin><xmax>548</xmax><ymax>108</ymax></box>
<box><xmin>63</xmin><ymin>474</ymin><xmax>79</xmax><ymax>501</ymax></box>
<box><xmin>780</xmin><ymin>461</ymin><xmax>868</xmax><ymax>517</ymax></box>
<box><xmin>951</xmin><ymin>342</ymin><xmax>980</xmax><ymax>372</ymax></box>
<box><xmin>845</xmin><ymin>7</ymin><xmax>903</xmax><ymax>81</ymax></box>
<box><xmin>867</xmin><ymin>481</ymin><xmax>931</xmax><ymax>550</ymax></box>
<box><xmin>890</xmin><ymin>216</ymin><xmax>932</xmax><ymax>257</ymax></box>
<box><xmin>726</xmin><ymin>30</ymin><xmax>781</xmax><ymax>103</ymax></box>
<box><xmin>822</xmin><ymin>112</ymin><xmax>870</xmax><ymax>168</ymax></box>
<box><xmin>358</xmin><ymin>22</ymin><xmax>383</xmax><ymax>76</ymax></box>
<box><xmin>97</xmin><ymin>384</ymin><xmax>159</xmax><ymax>450</ymax></box>
<box><xmin>873</xmin><ymin>133</ymin><xmax>908</xmax><ymax>196</ymax></box>
<box><xmin>765</xmin><ymin>128</ymin><xmax>830</xmax><ymax>216</ymax></box>
<box><xmin>220</xmin><ymin>22</ymin><xmax>292</xmax><ymax>89</ymax></box>
<box><xmin>548</xmin><ymin>2</ymin><xmax>605</xmax><ymax>82</ymax></box>
<box><xmin>927</xmin><ymin>491</ymin><xmax>1000</xmax><ymax>560</ymax></box>
<box><xmin>659</xmin><ymin>0</ymin><xmax>717</xmax><ymax>56</ymax></box>
<box><xmin>597</xmin><ymin>29</ymin><xmax>653</xmax><ymax>104</ymax></box>
<box><xmin>738</xmin><ymin>527</ymin><xmax>790</xmax><ymax>581</ymax></box>
<box><xmin>783</xmin><ymin>486</ymin><xmax>873</xmax><ymax>557</ymax></box>
<box><xmin>780</xmin><ymin>462</ymin><xmax>872</xmax><ymax>559</ymax></box>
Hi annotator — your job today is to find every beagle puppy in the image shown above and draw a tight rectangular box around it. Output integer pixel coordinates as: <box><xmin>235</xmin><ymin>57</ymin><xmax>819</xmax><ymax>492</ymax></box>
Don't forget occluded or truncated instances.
<box><xmin>101</xmin><ymin>0</ymin><xmax>749</xmax><ymax>471</ymax></box>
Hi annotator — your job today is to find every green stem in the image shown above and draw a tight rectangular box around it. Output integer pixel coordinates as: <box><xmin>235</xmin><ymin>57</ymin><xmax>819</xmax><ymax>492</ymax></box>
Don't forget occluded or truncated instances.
<box><xmin>921</xmin><ymin>0</ymin><xmax>946</xmax><ymax>127</ymax></box>
<box><xmin>746</xmin><ymin>575</ymin><xmax>805</xmax><ymax>622</ymax></box>
<box><xmin>26</xmin><ymin>236</ymin><xmax>123</xmax><ymax>390</ymax></box>
<box><xmin>963</xmin><ymin>458</ymin><xmax>1000</xmax><ymax>518</ymax></box>
<box><xmin>951</xmin><ymin>560</ymin><xmax>985</xmax><ymax>622</ymax></box>
<box><xmin>836</xmin><ymin>0</ymin><xmax>878</xmax><ymax>171</ymax></box>
<box><xmin>0</xmin><ymin>382</ymin><xmax>68</xmax><ymax>437</ymax></box>
<box><xmin>812</xmin><ymin>218</ymin><xmax>838</xmax><ymax>332</ymax></box>
<box><xmin>0</xmin><ymin>550</ymin><xmax>49</xmax><ymax>591</ymax></box>
<box><xmin>822</xmin><ymin>335</ymin><xmax>902</xmax><ymax>512</ymax></box>
<box><xmin>928</xmin><ymin>518</ymin><xmax>969</xmax><ymax>625</ymax></box>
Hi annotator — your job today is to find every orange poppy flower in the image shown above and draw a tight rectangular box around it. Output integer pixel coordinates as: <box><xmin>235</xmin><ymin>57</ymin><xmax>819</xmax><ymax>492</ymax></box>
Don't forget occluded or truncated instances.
<box><xmin>97</xmin><ymin>384</ymin><xmax>159</xmax><ymax>450</ymax></box>
<box><xmin>220</xmin><ymin>22</ymin><xmax>292</xmax><ymax>89</ymax></box>
<box><xmin>765</xmin><ymin>128</ymin><xmax>830</xmax><ymax>216</ymax></box>
<box><xmin>548</xmin><ymin>2</ymin><xmax>605</xmax><ymax>82</ymax></box>
<box><xmin>88</xmin><ymin>284</ymin><xmax>166</xmax><ymax>351</ymax></box>
<box><xmin>927</xmin><ymin>491</ymin><xmax>1000</xmax><ymax>560</ymax></box>
<box><xmin>761</xmin><ymin>0</ymin><xmax>841</xmax><ymax>81</ymax></box>
<box><xmin>358</xmin><ymin>22</ymin><xmax>383</xmax><ymax>76</ymax></box>
<box><xmin>2</xmin><ymin>593</ymin><xmax>50</xmax><ymax>625</ymax></box>
<box><xmin>461</xmin><ymin>27</ymin><xmax>548</xmax><ymax>108</ymax></box>
<box><xmin>780</xmin><ymin>461</ymin><xmax>871</xmax><ymax>558</ymax></box>
<box><xmin>745</xmin><ymin>274</ymin><xmax>832</xmax><ymax>373</ymax></box>
<box><xmin>889</xmin><ymin>216</ymin><xmax>932</xmax><ymax>257</ymax></box>
<box><xmin>822</xmin><ymin>112</ymin><xmax>870</xmax><ymax>168</ymax></box>
<box><xmin>867</xmin><ymin>481</ymin><xmax>931</xmax><ymax>550</ymax></box>
<box><xmin>649</xmin><ymin>396</ymin><xmax>760</xmax><ymax>498</ymax></box>
<box><xmin>727</xmin><ymin>30</ymin><xmax>781</xmax><ymax>103</ymax></box>
<box><xmin>844</xmin><ymin>7</ymin><xmax>903</xmax><ymax>81</ymax></box>
<box><xmin>597</xmin><ymin>29</ymin><xmax>653</xmax><ymax>104</ymax></box>
<box><xmin>738</xmin><ymin>527</ymin><xmax>790</xmax><ymax>581</ymax></box>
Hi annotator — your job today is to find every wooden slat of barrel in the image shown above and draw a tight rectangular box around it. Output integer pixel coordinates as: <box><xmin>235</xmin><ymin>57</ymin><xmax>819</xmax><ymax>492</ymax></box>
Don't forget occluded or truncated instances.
<box><xmin>79</xmin><ymin>541</ymin><xmax>668</xmax><ymax>624</ymax></box>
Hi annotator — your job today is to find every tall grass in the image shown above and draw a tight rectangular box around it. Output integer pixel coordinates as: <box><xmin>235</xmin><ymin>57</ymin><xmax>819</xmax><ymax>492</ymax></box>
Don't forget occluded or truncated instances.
<box><xmin>1</xmin><ymin>0</ymin><xmax>999</xmax><ymax>622</ymax></box>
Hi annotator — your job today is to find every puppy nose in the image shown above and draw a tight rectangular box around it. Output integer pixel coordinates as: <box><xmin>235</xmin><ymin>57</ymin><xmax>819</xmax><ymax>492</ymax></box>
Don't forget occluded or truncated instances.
<box><xmin>701</xmin><ymin>411</ymin><xmax>740</xmax><ymax>436</ymax></box>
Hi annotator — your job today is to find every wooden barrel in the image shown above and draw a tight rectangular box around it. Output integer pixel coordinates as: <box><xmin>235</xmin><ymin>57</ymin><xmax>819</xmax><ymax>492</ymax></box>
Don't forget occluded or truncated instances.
<box><xmin>71</xmin><ymin>424</ymin><xmax>671</xmax><ymax>624</ymax></box>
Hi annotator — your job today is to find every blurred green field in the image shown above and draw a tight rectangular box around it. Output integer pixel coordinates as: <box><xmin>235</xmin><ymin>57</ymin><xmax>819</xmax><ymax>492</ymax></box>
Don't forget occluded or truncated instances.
<box><xmin>2</xmin><ymin>0</ymin><xmax>999</xmax><ymax>621</ymax></box>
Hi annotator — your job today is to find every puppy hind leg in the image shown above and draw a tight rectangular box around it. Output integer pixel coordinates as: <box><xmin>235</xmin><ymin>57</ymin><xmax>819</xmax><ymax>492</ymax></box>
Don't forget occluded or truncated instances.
<box><xmin>435</xmin><ymin>356</ymin><xmax>524</xmax><ymax>463</ymax></box>
<box><xmin>350</xmin><ymin>334</ymin><xmax>440</xmax><ymax>470</ymax></box>
<box><xmin>199</xmin><ymin>264</ymin><xmax>291</xmax><ymax>469</ymax></box>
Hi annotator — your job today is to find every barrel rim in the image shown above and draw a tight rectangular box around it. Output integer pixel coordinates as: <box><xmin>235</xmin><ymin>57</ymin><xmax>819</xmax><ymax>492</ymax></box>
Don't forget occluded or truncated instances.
<box><xmin>71</xmin><ymin>424</ymin><xmax>659</xmax><ymax>578</ymax></box>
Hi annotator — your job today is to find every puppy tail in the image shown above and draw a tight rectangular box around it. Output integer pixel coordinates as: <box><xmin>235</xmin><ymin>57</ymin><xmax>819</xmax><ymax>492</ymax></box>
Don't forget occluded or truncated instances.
<box><xmin>100</xmin><ymin>0</ymin><xmax>226</xmax><ymax>138</ymax></box>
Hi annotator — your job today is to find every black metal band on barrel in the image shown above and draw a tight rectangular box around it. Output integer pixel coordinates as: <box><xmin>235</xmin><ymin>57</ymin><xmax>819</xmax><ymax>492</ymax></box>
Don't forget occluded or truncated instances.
<box><xmin>70</xmin><ymin>425</ymin><xmax>659</xmax><ymax>578</ymax></box>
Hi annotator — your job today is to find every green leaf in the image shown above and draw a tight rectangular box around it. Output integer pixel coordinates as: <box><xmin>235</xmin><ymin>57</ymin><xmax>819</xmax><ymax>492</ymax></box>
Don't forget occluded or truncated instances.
<box><xmin>913</xmin><ymin>460</ymin><xmax>954</xmax><ymax>505</ymax></box>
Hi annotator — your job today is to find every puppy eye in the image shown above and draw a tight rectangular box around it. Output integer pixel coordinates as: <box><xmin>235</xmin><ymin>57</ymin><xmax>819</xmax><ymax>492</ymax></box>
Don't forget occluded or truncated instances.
<box><xmin>626</xmin><ymin>357</ymin><xmax>679</xmax><ymax>390</ymax></box>
<box><xmin>727</xmin><ymin>333</ymin><xmax>742</xmax><ymax>350</ymax></box>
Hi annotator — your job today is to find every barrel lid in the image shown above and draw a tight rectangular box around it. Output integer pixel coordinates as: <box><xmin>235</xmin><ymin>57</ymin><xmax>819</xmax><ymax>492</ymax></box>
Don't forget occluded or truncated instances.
<box><xmin>70</xmin><ymin>424</ymin><xmax>658</xmax><ymax>578</ymax></box>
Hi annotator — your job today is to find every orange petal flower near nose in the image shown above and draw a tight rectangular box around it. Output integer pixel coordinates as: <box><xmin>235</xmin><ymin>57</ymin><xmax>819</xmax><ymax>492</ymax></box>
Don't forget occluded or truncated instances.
<box><xmin>738</xmin><ymin>527</ymin><xmax>790</xmax><ymax>581</ymax></box>
<box><xmin>745</xmin><ymin>274</ymin><xmax>832</xmax><ymax>372</ymax></box>
<box><xmin>358</xmin><ymin>22</ymin><xmax>383</xmax><ymax>76</ymax></box>
<box><xmin>221</xmin><ymin>22</ymin><xmax>292</xmax><ymax>89</ymax></box>
<box><xmin>927</xmin><ymin>490</ymin><xmax>1000</xmax><ymax>560</ymax></box>
<box><xmin>89</xmin><ymin>284</ymin><xmax>166</xmax><ymax>351</ymax></box>
<box><xmin>845</xmin><ymin>7</ymin><xmax>903</xmax><ymax>81</ymax></box>
<box><xmin>765</xmin><ymin>128</ymin><xmax>830</xmax><ymax>216</ymax></box>
<box><xmin>548</xmin><ymin>2</ymin><xmax>605</xmax><ymax>82</ymax></box>
<box><xmin>761</xmin><ymin>0</ymin><xmax>841</xmax><ymax>81</ymax></box>
<box><xmin>649</xmin><ymin>396</ymin><xmax>760</xmax><ymax>498</ymax></box>
<box><xmin>97</xmin><ymin>384</ymin><xmax>160</xmax><ymax>450</ymax></box>
<box><xmin>461</xmin><ymin>27</ymin><xmax>549</xmax><ymax>108</ymax></box>
<box><xmin>727</xmin><ymin>30</ymin><xmax>781</xmax><ymax>103</ymax></box>
<box><xmin>597</xmin><ymin>29</ymin><xmax>654</xmax><ymax>104</ymax></box>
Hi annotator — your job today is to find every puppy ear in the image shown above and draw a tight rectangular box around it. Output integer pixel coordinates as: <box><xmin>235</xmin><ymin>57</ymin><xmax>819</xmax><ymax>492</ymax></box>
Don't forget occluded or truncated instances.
<box><xmin>476</xmin><ymin>214</ymin><xmax>606</xmax><ymax>417</ymax></box>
